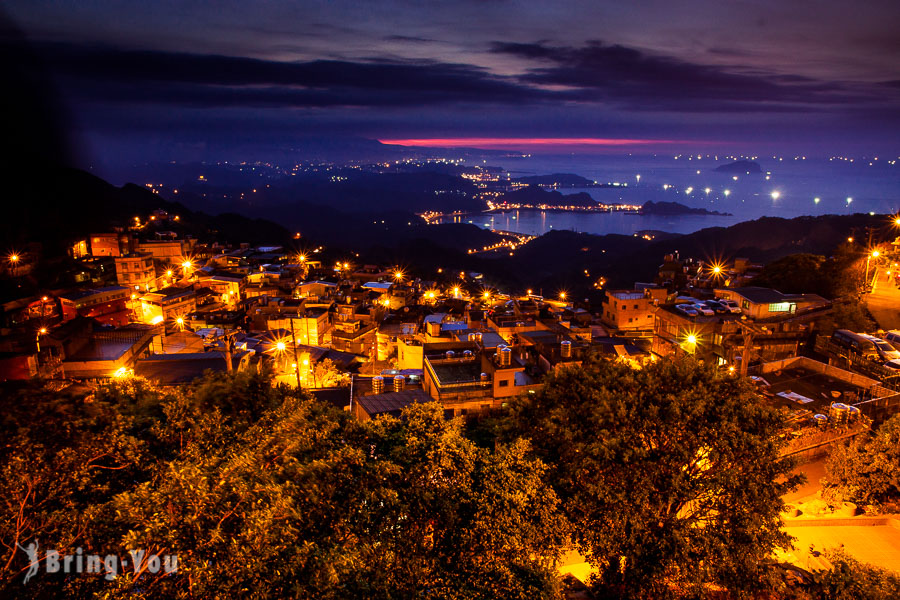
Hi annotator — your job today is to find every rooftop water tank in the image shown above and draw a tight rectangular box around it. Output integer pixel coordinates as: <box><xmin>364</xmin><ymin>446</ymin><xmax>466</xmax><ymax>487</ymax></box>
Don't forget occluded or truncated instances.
<box><xmin>829</xmin><ymin>402</ymin><xmax>850</xmax><ymax>425</ymax></box>
<box><xmin>393</xmin><ymin>375</ymin><xmax>405</xmax><ymax>392</ymax></box>
<box><xmin>463</xmin><ymin>350</ymin><xmax>474</xmax><ymax>359</ymax></box>
<box><xmin>560</xmin><ymin>340</ymin><xmax>572</xmax><ymax>359</ymax></box>
<box><xmin>480</xmin><ymin>372</ymin><xmax>490</xmax><ymax>386</ymax></box>
<box><xmin>813</xmin><ymin>414</ymin><xmax>828</xmax><ymax>429</ymax></box>
<box><xmin>372</xmin><ymin>375</ymin><xmax>384</xmax><ymax>394</ymax></box>
<box><xmin>445</xmin><ymin>350</ymin><xmax>456</xmax><ymax>360</ymax></box>
<box><xmin>498</xmin><ymin>346</ymin><xmax>512</xmax><ymax>367</ymax></box>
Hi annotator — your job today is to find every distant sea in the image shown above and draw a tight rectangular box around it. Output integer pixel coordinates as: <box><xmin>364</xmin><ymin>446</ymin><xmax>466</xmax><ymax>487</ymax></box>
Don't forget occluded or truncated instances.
<box><xmin>438</xmin><ymin>154</ymin><xmax>900</xmax><ymax>237</ymax></box>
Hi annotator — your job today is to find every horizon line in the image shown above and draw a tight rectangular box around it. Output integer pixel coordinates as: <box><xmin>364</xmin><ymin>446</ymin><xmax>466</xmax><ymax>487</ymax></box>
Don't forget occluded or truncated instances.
<box><xmin>377</xmin><ymin>137</ymin><xmax>709</xmax><ymax>149</ymax></box>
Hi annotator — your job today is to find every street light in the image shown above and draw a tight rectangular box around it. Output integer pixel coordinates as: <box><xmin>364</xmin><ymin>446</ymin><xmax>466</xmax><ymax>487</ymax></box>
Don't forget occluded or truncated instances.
<box><xmin>175</xmin><ymin>317</ymin><xmax>185</xmax><ymax>331</ymax></box>
<box><xmin>559</xmin><ymin>291</ymin><xmax>566</xmax><ymax>301</ymax></box>
<box><xmin>865</xmin><ymin>250</ymin><xmax>881</xmax><ymax>289</ymax></box>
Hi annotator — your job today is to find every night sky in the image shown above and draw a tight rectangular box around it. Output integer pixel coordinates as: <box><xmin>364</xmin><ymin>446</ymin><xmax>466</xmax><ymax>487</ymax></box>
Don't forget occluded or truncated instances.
<box><xmin>3</xmin><ymin>0</ymin><xmax>899</xmax><ymax>168</ymax></box>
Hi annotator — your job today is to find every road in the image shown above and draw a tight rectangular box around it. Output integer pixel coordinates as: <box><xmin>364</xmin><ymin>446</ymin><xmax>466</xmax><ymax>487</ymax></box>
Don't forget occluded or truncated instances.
<box><xmin>867</xmin><ymin>268</ymin><xmax>900</xmax><ymax>331</ymax></box>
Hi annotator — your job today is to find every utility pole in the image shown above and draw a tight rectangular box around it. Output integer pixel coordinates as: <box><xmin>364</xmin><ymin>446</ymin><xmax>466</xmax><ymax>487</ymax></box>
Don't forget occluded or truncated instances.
<box><xmin>290</xmin><ymin>317</ymin><xmax>301</xmax><ymax>389</ymax></box>
<box><xmin>224</xmin><ymin>331</ymin><xmax>234</xmax><ymax>373</ymax></box>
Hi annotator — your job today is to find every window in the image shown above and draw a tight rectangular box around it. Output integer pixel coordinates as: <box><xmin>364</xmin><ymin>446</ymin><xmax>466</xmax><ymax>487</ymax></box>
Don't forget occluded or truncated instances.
<box><xmin>634</xmin><ymin>304</ymin><xmax>638</xmax><ymax>309</ymax></box>
<box><xmin>741</xmin><ymin>300</ymin><xmax>750</xmax><ymax>310</ymax></box>
<box><xmin>499</xmin><ymin>379</ymin><xmax>510</xmax><ymax>387</ymax></box>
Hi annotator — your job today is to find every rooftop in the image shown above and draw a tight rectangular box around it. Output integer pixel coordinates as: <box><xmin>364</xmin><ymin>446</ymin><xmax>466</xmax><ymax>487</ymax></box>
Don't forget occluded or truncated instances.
<box><xmin>356</xmin><ymin>389</ymin><xmax>431</xmax><ymax>419</ymax></box>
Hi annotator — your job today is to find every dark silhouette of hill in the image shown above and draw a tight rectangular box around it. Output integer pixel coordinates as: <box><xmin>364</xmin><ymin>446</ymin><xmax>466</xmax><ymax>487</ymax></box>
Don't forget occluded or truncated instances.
<box><xmin>640</xmin><ymin>201</ymin><xmax>731</xmax><ymax>216</ymax></box>
<box><xmin>714</xmin><ymin>160</ymin><xmax>762</xmax><ymax>174</ymax></box>
<box><xmin>512</xmin><ymin>173</ymin><xmax>595</xmax><ymax>186</ymax></box>
<box><xmin>497</xmin><ymin>186</ymin><xmax>597</xmax><ymax>208</ymax></box>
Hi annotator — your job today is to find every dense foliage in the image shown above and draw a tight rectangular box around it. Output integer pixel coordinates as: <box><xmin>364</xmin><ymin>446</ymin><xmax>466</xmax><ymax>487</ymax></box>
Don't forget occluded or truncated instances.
<box><xmin>3</xmin><ymin>356</ymin><xmax>894</xmax><ymax>598</ymax></box>
<box><xmin>824</xmin><ymin>413</ymin><xmax>900</xmax><ymax>508</ymax></box>
<box><xmin>0</xmin><ymin>371</ymin><xmax>565</xmax><ymax>599</ymax></box>
<box><xmin>505</xmin><ymin>356</ymin><xmax>802</xmax><ymax>599</ymax></box>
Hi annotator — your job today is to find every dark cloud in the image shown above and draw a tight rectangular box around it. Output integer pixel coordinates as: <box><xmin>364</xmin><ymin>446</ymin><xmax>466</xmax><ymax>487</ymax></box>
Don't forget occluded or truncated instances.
<box><xmin>383</xmin><ymin>35</ymin><xmax>437</xmax><ymax>43</ymax></box>
<box><xmin>38</xmin><ymin>42</ymin><xmax>552</xmax><ymax>108</ymax></box>
<box><xmin>490</xmin><ymin>40</ymin><xmax>880</xmax><ymax>110</ymax></box>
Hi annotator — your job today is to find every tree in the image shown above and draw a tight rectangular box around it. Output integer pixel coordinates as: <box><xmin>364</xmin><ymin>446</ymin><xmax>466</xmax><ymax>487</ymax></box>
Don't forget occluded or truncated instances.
<box><xmin>751</xmin><ymin>253</ymin><xmax>831</xmax><ymax>296</ymax></box>
<box><xmin>506</xmin><ymin>356</ymin><xmax>801</xmax><ymax>599</ymax></box>
<box><xmin>824</xmin><ymin>414</ymin><xmax>900</xmax><ymax>508</ymax></box>
<box><xmin>2</xmin><ymin>375</ymin><xmax>569</xmax><ymax>599</ymax></box>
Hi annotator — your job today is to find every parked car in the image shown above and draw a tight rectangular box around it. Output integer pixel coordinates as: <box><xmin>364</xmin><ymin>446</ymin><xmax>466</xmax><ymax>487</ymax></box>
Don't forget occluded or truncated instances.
<box><xmin>831</xmin><ymin>329</ymin><xmax>880</xmax><ymax>361</ymax></box>
<box><xmin>692</xmin><ymin>303</ymin><xmax>714</xmax><ymax>316</ymax></box>
<box><xmin>883</xmin><ymin>330</ymin><xmax>900</xmax><ymax>351</ymax></box>
<box><xmin>675</xmin><ymin>304</ymin><xmax>699</xmax><ymax>317</ymax></box>
<box><xmin>702</xmin><ymin>300</ymin><xmax>729</xmax><ymax>314</ymax></box>
<box><xmin>863</xmin><ymin>335</ymin><xmax>900</xmax><ymax>361</ymax></box>
<box><xmin>884</xmin><ymin>359</ymin><xmax>900</xmax><ymax>371</ymax></box>
<box><xmin>717</xmin><ymin>298</ymin><xmax>742</xmax><ymax>314</ymax></box>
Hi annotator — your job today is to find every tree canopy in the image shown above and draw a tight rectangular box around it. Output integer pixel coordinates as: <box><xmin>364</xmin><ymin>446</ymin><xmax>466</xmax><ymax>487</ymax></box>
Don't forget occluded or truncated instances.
<box><xmin>505</xmin><ymin>356</ymin><xmax>801</xmax><ymax>599</ymax></box>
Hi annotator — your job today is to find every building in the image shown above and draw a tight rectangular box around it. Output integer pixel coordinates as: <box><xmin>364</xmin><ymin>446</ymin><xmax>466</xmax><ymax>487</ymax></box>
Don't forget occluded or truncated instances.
<box><xmin>59</xmin><ymin>286</ymin><xmax>131</xmax><ymax>327</ymax></box>
<box><xmin>652</xmin><ymin>288</ymin><xmax>832</xmax><ymax>370</ymax></box>
<box><xmin>352</xmin><ymin>387</ymin><xmax>431</xmax><ymax>422</ymax></box>
<box><xmin>133</xmin><ymin>238</ymin><xmax>195</xmax><ymax>261</ymax></box>
<box><xmin>90</xmin><ymin>233</ymin><xmax>127</xmax><ymax>257</ymax></box>
<box><xmin>115</xmin><ymin>252</ymin><xmax>157</xmax><ymax>292</ymax></box>
<box><xmin>715</xmin><ymin>287</ymin><xmax>830</xmax><ymax>320</ymax></box>
<box><xmin>421</xmin><ymin>340</ymin><xmax>540</xmax><ymax>418</ymax></box>
<box><xmin>139</xmin><ymin>287</ymin><xmax>198</xmax><ymax>330</ymax></box>
<box><xmin>601</xmin><ymin>288</ymin><xmax>667</xmax><ymax>335</ymax></box>
<box><xmin>266</xmin><ymin>309</ymin><xmax>331</xmax><ymax>346</ymax></box>
<box><xmin>56</xmin><ymin>322</ymin><xmax>159</xmax><ymax>379</ymax></box>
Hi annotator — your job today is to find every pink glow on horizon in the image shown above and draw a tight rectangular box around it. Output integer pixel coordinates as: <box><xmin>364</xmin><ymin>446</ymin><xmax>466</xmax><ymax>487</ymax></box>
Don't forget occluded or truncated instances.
<box><xmin>378</xmin><ymin>137</ymin><xmax>695</xmax><ymax>149</ymax></box>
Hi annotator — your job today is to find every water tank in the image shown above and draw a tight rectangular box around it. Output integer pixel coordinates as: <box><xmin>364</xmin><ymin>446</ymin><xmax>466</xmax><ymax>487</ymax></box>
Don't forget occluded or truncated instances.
<box><xmin>498</xmin><ymin>346</ymin><xmax>512</xmax><ymax>367</ymax></box>
<box><xmin>445</xmin><ymin>350</ymin><xmax>456</xmax><ymax>360</ymax></box>
<box><xmin>480</xmin><ymin>372</ymin><xmax>490</xmax><ymax>386</ymax></box>
<box><xmin>463</xmin><ymin>350</ymin><xmax>474</xmax><ymax>359</ymax></box>
<box><xmin>473</xmin><ymin>332</ymin><xmax>483</xmax><ymax>344</ymax></box>
<box><xmin>560</xmin><ymin>340</ymin><xmax>572</xmax><ymax>359</ymax></box>
<box><xmin>813</xmin><ymin>414</ymin><xmax>828</xmax><ymax>429</ymax></box>
<box><xmin>829</xmin><ymin>402</ymin><xmax>850</xmax><ymax>425</ymax></box>
<box><xmin>848</xmin><ymin>405</ymin><xmax>861</xmax><ymax>423</ymax></box>
<box><xmin>393</xmin><ymin>375</ymin><xmax>405</xmax><ymax>392</ymax></box>
<box><xmin>468</xmin><ymin>333</ymin><xmax>477</xmax><ymax>342</ymax></box>
<box><xmin>372</xmin><ymin>376</ymin><xmax>384</xmax><ymax>394</ymax></box>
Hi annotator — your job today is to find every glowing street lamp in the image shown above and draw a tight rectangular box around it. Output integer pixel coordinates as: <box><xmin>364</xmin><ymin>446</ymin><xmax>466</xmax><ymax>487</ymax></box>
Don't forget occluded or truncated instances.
<box><xmin>559</xmin><ymin>291</ymin><xmax>567</xmax><ymax>301</ymax></box>
<box><xmin>452</xmin><ymin>287</ymin><xmax>460</xmax><ymax>297</ymax></box>
<box><xmin>865</xmin><ymin>250</ymin><xmax>881</xmax><ymax>288</ymax></box>
<box><xmin>9</xmin><ymin>253</ymin><xmax>19</xmax><ymax>263</ymax></box>
<box><xmin>276</xmin><ymin>341</ymin><xmax>286</xmax><ymax>352</ymax></box>
<box><xmin>175</xmin><ymin>316</ymin><xmax>185</xmax><ymax>331</ymax></box>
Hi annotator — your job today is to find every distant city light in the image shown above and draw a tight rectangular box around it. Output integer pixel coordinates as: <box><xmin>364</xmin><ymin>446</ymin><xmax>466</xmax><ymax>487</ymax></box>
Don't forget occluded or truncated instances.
<box><xmin>846</xmin><ymin>197</ymin><xmax>853</xmax><ymax>204</ymax></box>
<box><xmin>770</xmin><ymin>191</ymin><xmax>781</xmax><ymax>200</ymax></box>
<box><xmin>814</xmin><ymin>197</ymin><xmax>821</xmax><ymax>204</ymax></box>
<box><xmin>686</xmin><ymin>334</ymin><xmax>697</xmax><ymax>345</ymax></box>
<box><xmin>723</xmin><ymin>189</ymin><xmax>730</xmax><ymax>197</ymax></box>
<box><xmin>276</xmin><ymin>341</ymin><xmax>286</xmax><ymax>351</ymax></box>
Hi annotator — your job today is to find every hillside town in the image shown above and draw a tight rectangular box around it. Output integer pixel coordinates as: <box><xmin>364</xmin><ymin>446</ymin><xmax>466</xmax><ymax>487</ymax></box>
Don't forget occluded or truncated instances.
<box><xmin>4</xmin><ymin>210</ymin><xmax>899</xmax><ymax>431</ymax></box>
